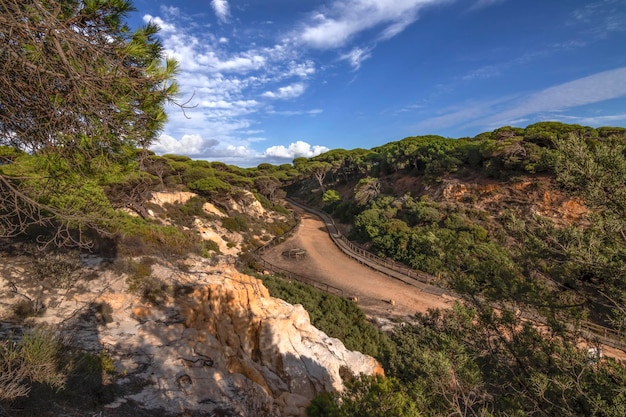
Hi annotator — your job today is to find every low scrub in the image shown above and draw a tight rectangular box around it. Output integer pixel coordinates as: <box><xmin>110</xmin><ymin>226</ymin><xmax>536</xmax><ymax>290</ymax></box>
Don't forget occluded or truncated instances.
<box><xmin>260</xmin><ymin>275</ymin><xmax>395</xmax><ymax>363</ymax></box>
<box><xmin>0</xmin><ymin>327</ymin><xmax>66</xmax><ymax>401</ymax></box>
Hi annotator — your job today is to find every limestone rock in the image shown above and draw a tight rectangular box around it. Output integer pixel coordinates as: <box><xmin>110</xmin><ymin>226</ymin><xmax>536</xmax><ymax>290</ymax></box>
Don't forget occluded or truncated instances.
<box><xmin>149</xmin><ymin>191</ymin><xmax>197</xmax><ymax>206</ymax></box>
<box><xmin>225</xmin><ymin>190</ymin><xmax>266</xmax><ymax>217</ymax></box>
<box><xmin>2</xmin><ymin>255</ymin><xmax>382</xmax><ymax>417</ymax></box>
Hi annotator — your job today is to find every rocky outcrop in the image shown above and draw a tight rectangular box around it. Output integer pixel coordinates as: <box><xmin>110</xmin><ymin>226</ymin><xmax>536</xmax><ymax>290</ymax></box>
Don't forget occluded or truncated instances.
<box><xmin>150</xmin><ymin>190</ymin><xmax>265</xmax><ymax>218</ymax></box>
<box><xmin>149</xmin><ymin>191</ymin><xmax>197</xmax><ymax>206</ymax></box>
<box><xmin>437</xmin><ymin>178</ymin><xmax>587</xmax><ymax>224</ymax></box>
<box><xmin>0</xmin><ymin>255</ymin><xmax>381</xmax><ymax>416</ymax></box>
<box><xmin>226</xmin><ymin>190</ymin><xmax>267</xmax><ymax>218</ymax></box>
<box><xmin>117</xmin><ymin>262</ymin><xmax>381</xmax><ymax>416</ymax></box>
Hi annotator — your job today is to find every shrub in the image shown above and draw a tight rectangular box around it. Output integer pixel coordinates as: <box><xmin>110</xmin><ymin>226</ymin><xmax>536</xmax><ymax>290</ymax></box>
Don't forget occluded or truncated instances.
<box><xmin>202</xmin><ymin>239</ymin><xmax>221</xmax><ymax>257</ymax></box>
<box><xmin>0</xmin><ymin>327</ymin><xmax>66</xmax><ymax>401</ymax></box>
<box><xmin>34</xmin><ymin>252</ymin><xmax>81</xmax><ymax>290</ymax></box>
<box><xmin>222</xmin><ymin>215</ymin><xmax>249</xmax><ymax>232</ymax></box>
<box><xmin>13</xmin><ymin>299</ymin><xmax>45</xmax><ymax>318</ymax></box>
<box><xmin>113</xmin><ymin>213</ymin><xmax>202</xmax><ymax>257</ymax></box>
<box><xmin>260</xmin><ymin>275</ymin><xmax>395</xmax><ymax>363</ymax></box>
<box><xmin>323</xmin><ymin>189</ymin><xmax>341</xmax><ymax>202</ymax></box>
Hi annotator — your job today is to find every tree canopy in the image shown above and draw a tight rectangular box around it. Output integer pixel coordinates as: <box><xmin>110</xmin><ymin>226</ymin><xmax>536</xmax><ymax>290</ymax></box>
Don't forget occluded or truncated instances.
<box><xmin>0</xmin><ymin>0</ymin><xmax>179</xmax><ymax>246</ymax></box>
<box><xmin>0</xmin><ymin>0</ymin><xmax>178</xmax><ymax>157</ymax></box>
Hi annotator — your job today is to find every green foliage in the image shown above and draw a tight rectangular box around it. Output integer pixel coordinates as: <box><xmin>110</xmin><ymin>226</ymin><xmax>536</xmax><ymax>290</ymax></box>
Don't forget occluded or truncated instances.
<box><xmin>354</xmin><ymin>177</ymin><xmax>381</xmax><ymax>206</ymax></box>
<box><xmin>34</xmin><ymin>252</ymin><xmax>81</xmax><ymax>290</ymax></box>
<box><xmin>352</xmin><ymin>195</ymin><xmax>524</xmax><ymax>298</ymax></box>
<box><xmin>307</xmin><ymin>375</ymin><xmax>420</xmax><ymax>417</ymax></box>
<box><xmin>113</xmin><ymin>212</ymin><xmax>202</xmax><ymax>256</ymax></box>
<box><xmin>122</xmin><ymin>257</ymin><xmax>171</xmax><ymax>304</ymax></box>
<box><xmin>555</xmin><ymin>133</ymin><xmax>626</xmax><ymax>213</ymax></box>
<box><xmin>188</xmin><ymin>176</ymin><xmax>232</xmax><ymax>196</ymax></box>
<box><xmin>215</xmin><ymin>170</ymin><xmax>255</xmax><ymax>188</ymax></box>
<box><xmin>254</xmin><ymin>175</ymin><xmax>282</xmax><ymax>202</ymax></box>
<box><xmin>162</xmin><ymin>196</ymin><xmax>211</xmax><ymax>228</ymax></box>
<box><xmin>404</xmin><ymin>198</ymin><xmax>442</xmax><ymax>225</ymax></box>
<box><xmin>294</xmin><ymin>124</ymin><xmax>626</xmax><ymax>417</ymax></box>
<box><xmin>391</xmin><ymin>304</ymin><xmax>626</xmax><ymax>417</ymax></box>
<box><xmin>222</xmin><ymin>214</ymin><xmax>249</xmax><ymax>233</ymax></box>
<box><xmin>0</xmin><ymin>327</ymin><xmax>66</xmax><ymax>401</ymax></box>
<box><xmin>70</xmin><ymin>349</ymin><xmax>116</xmax><ymax>378</ymax></box>
<box><xmin>0</xmin><ymin>0</ymin><xmax>179</xmax><ymax>157</ymax></box>
<box><xmin>201</xmin><ymin>239</ymin><xmax>221</xmax><ymax>257</ymax></box>
<box><xmin>260</xmin><ymin>276</ymin><xmax>395</xmax><ymax>362</ymax></box>
<box><xmin>318</xmin><ymin>302</ymin><xmax>626</xmax><ymax>417</ymax></box>
<box><xmin>322</xmin><ymin>189</ymin><xmax>341</xmax><ymax>202</ymax></box>
<box><xmin>123</xmin><ymin>257</ymin><xmax>153</xmax><ymax>292</ymax></box>
<box><xmin>253</xmin><ymin>192</ymin><xmax>291</xmax><ymax>215</ymax></box>
<box><xmin>525</xmin><ymin>121</ymin><xmax>596</xmax><ymax>148</ymax></box>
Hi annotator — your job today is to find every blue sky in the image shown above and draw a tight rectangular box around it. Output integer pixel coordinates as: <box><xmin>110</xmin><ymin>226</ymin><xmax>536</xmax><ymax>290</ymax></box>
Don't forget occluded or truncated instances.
<box><xmin>129</xmin><ymin>0</ymin><xmax>626</xmax><ymax>167</ymax></box>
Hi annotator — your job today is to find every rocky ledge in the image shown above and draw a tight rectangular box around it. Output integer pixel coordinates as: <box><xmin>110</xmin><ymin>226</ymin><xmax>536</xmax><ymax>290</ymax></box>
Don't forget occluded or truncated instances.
<box><xmin>0</xmin><ymin>255</ymin><xmax>382</xmax><ymax>416</ymax></box>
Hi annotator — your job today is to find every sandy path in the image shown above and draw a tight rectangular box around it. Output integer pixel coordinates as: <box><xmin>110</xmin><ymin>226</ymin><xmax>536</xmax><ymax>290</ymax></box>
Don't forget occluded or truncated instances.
<box><xmin>261</xmin><ymin>207</ymin><xmax>454</xmax><ymax>320</ymax></box>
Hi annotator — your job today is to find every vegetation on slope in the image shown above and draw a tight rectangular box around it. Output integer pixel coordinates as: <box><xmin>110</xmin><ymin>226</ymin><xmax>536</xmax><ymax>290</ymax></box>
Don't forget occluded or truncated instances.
<box><xmin>285</xmin><ymin>122</ymin><xmax>626</xmax><ymax>416</ymax></box>
<box><xmin>260</xmin><ymin>275</ymin><xmax>395</xmax><ymax>362</ymax></box>
<box><xmin>290</xmin><ymin>122</ymin><xmax>626</xmax><ymax>326</ymax></box>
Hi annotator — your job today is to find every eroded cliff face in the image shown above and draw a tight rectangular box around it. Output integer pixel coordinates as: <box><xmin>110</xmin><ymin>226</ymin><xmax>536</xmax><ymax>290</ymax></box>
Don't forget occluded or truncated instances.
<box><xmin>0</xmin><ymin>255</ymin><xmax>381</xmax><ymax>416</ymax></box>
<box><xmin>436</xmin><ymin>178</ymin><xmax>587</xmax><ymax>223</ymax></box>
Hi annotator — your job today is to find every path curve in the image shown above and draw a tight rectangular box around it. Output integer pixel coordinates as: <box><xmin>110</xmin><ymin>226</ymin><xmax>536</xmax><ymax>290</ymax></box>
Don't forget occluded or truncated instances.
<box><xmin>260</xmin><ymin>205</ymin><xmax>454</xmax><ymax>320</ymax></box>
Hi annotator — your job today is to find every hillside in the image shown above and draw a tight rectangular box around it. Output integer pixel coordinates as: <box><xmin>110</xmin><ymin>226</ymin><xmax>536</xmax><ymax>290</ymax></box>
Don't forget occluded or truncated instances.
<box><xmin>289</xmin><ymin>122</ymin><xmax>626</xmax><ymax>326</ymax></box>
<box><xmin>1</xmin><ymin>121</ymin><xmax>626</xmax><ymax>417</ymax></box>
<box><xmin>0</xmin><ymin>189</ymin><xmax>384</xmax><ymax>417</ymax></box>
<box><xmin>285</xmin><ymin>122</ymin><xmax>626</xmax><ymax>416</ymax></box>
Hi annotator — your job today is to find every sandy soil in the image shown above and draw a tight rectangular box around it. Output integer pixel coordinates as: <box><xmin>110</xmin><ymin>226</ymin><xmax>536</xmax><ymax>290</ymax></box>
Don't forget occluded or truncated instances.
<box><xmin>261</xmin><ymin>207</ymin><xmax>454</xmax><ymax>321</ymax></box>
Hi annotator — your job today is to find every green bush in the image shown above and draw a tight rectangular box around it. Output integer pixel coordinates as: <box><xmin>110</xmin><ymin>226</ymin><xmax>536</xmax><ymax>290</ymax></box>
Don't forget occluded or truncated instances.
<box><xmin>260</xmin><ymin>275</ymin><xmax>395</xmax><ymax>363</ymax></box>
<box><xmin>222</xmin><ymin>215</ymin><xmax>249</xmax><ymax>232</ymax></box>
<box><xmin>0</xmin><ymin>327</ymin><xmax>66</xmax><ymax>401</ymax></box>
<box><xmin>113</xmin><ymin>212</ymin><xmax>202</xmax><ymax>256</ymax></box>
<box><xmin>201</xmin><ymin>239</ymin><xmax>221</xmax><ymax>257</ymax></box>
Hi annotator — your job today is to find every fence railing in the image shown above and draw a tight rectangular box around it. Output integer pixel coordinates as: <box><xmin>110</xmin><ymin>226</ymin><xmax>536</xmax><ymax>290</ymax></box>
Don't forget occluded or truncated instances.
<box><xmin>285</xmin><ymin>198</ymin><xmax>626</xmax><ymax>352</ymax></box>
<box><xmin>249</xmin><ymin>208</ymin><xmax>344</xmax><ymax>297</ymax></box>
<box><xmin>286</xmin><ymin>198</ymin><xmax>440</xmax><ymax>286</ymax></box>
<box><xmin>253</xmin><ymin>256</ymin><xmax>344</xmax><ymax>297</ymax></box>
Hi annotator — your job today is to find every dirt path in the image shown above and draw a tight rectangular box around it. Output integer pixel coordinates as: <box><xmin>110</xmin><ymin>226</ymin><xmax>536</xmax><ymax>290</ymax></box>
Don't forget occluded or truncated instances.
<box><xmin>261</xmin><ymin>207</ymin><xmax>454</xmax><ymax>321</ymax></box>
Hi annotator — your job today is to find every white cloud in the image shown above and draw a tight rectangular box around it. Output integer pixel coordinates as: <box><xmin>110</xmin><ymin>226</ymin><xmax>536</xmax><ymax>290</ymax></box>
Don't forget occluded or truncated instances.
<box><xmin>461</xmin><ymin>65</ymin><xmax>500</xmax><ymax>81</ymax></box>
<box><xmin>143</xmin><ymin>14</ymin><xmax>176</xmax><ymax>33</ymax></box>
<box><xmin>414</xmin><ymin>99</ymin><xmax>505</xmax><ymax>132</ymax></box>
<box><xmin>213</xmin><ymin>54</ymin><xmax>266</xmax><ymax>73</ymax></box>
<box><xmin>268</xmin><ymin>109</ymin><xmax>324</xmax><ymax>116</ymax></box>
<box><xmin>141</xmin><ymin>9</ymin><xmax>320</xmax><ymax>161</ymax></box>
<box><xmin>286</xmin><ymin>60</ymin><xmax>316</xmax><ymax>78</ymax></box>
<box><xmin>264</xmin><ymin>141</ymin><xmax>329</xmax><ymax>159</ymax></box>
<box><xmin>160</xmin><ymin>6</ymin><xmax>179</xmax><ymax>17</ymax></box>
<box><xmin>150</xmin><ymin>133</ymin><xmax>256</xmax><ymax>160</ymax></box>
<box><xmin>558</xmin><ymin>113</ymin><xmax>626</xmax><ymax>126</ymax></box>
<box><xmin>484</xmin><ymin>66</ymin><xmax>626</xmax><ymax>125</ymax></box>
<box><xmin>262</xmin><ymin>83</ymin><xmax>306</xmax><ymax>100</ymax></box>
<box><xmin>571</xmin><ymin>0</ymin><xmax>626</xmax><ymax>37</ymax></box>
<box><xmin>211</xmin><ymin>0</ymin><xmax>230</xmax><ymax>23</ymax></box>
<box><xmin>297</xmin><ymin>0</ymin><xmax>446</xmax><ymax>49</ymax></box>
<box><xmin>151</xmin><ymin>134</ymin><xmax>214</xmax><ymax>156</ymax></box>
<box><xmin>341</xmin><ymin>46</ymin><xmax>373</xmax><ymax>70</ymax></box>
<box><xmin>414</xmin><ymin>67</ymin><xmax>626</xmax><ymax>133</ymax></box>
<box><xmin>151</xmin><ymin>135</ymin><xmax>331</xmax><ymax>167</ymax></box>
<box><xmin>468</xmin><ymin>0</ymin><xmax>508</xmax><ymax>12</ymax></box>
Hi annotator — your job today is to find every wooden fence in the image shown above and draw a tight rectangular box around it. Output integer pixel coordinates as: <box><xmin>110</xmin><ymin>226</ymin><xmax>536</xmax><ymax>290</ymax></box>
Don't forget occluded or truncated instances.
<box><xmin>253</xmin><ymin>257</ymin><xmax>344</xmax><ymax>297</ymax></box>
<box><xmin>250</xmin><ymin>209</ymin><xmax>344</xmax><ymax>297</ymax></box>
